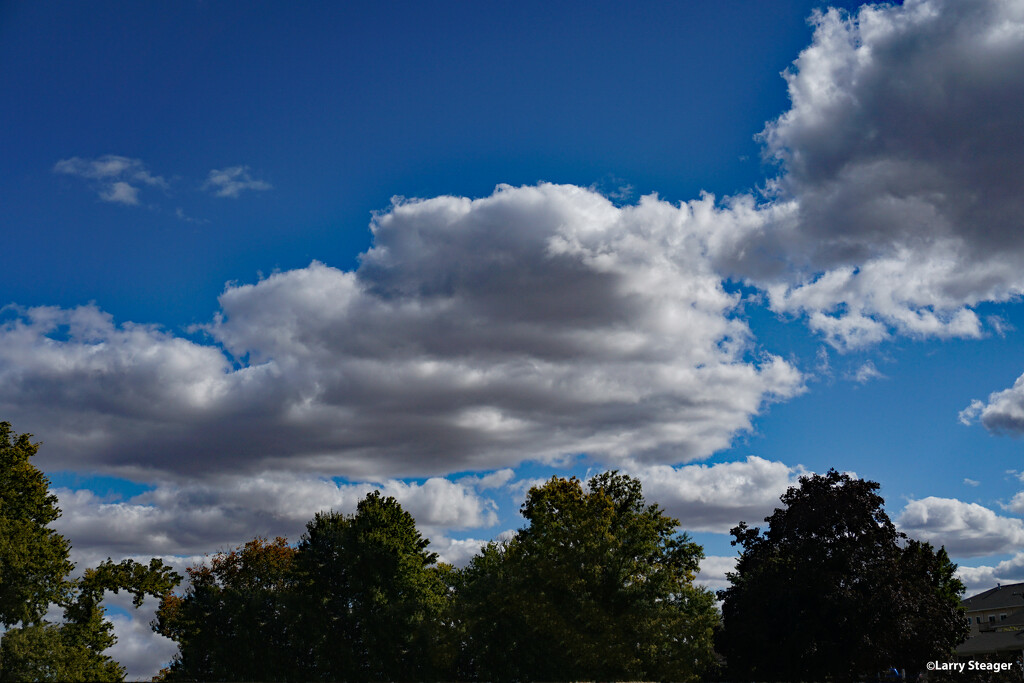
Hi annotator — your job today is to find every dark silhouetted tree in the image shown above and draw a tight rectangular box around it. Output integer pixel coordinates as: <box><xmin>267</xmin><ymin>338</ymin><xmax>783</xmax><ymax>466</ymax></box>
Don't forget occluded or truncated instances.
<box><xmin>154</xmin><ymin>537</ymin><xmax>297</xmax><ymax>682</ymax></box>
<box><xmin>291</xmin><ymin>491</ymin><xmax>453</xmax><ymax>682</ymax></box>
<box><xmin>718</xmin><ymin>469</ymin><xmax>967</xmax><ymax>682</ymax></box>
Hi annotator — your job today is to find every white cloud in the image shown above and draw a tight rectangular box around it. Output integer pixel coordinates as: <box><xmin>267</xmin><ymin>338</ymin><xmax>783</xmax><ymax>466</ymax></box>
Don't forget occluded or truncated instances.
<box><xmin>429</xmin><ymin>536</ymin><xmax>490</xmax><ymax>567</ymax></box>
<box><xmin>851</xmin><ymin>361</ymin><xmax>885</xmax><ymax>384</ymax></box>
<box><xmin>958</xmin><ymin>553</ymin><xmax>1024</xmax><ymax>596</ymax></box>
<box><xmin>629</xmin><ymin>456</ymin><xmax>804</xmax><ymax>533</ymax></box>
<box><xmin>507</xmin><ymin>476</ymin><xmax>551</xmax><ymax>509</ymax></box>
<box><xmin>458</xmin><ymin>468</ymin><xmax>516</xmax><ymax>490</ymax></box>
<box><xmin>0</xmin><ymin>184</ymin><xmax>803</xmax><ymax>480</ymax></box>
<box><xmin>54</xmin><ymin>474</ymin><xmax>495</xmax><ymax>559</ymax></box>
<box><xmin>710</xmin><ymin>0</ymin><xmax>1024</xmax><ymax>348</ymax></box>
<box><xmin>961</xmin><ymin>374</ymin><xmax>1024</xmax><ymax>435</ymax></box>
<box><xmin>202</xmin><ymin>165</ymin><xmax>272</xmax><ymax>198</ymax></box>
<box><xmin>53</xmin><ymin>155</ymin><xmax>167</xmax><ymax>205</ymax></box>
<box><xmin>695</xmin><ymin>554</ymin><xmax>737</xmax><ymax>595</ymax></box>
<box><xmin>964</xmin><ymin>478</ymin><xmax>980</xmax><ymax>487</ymax></box>
<box><xmin>103</xmin><ymin>595</ymin><xmax>177</xmax><ymax>682</ymax></box>
<box><xmin>1006</xmin><ymin>492</ymin><xmax>1024</xmax><ymax>514</ymax></box>
<box><xmin>65</xmin><ymin>503</ymin><xmax>496</xmax><ymax>680</ymax></box>
<box><xmin>100</xmin><ymin>181</ymin><xmax>140</xmax><ymax>205</ymax></box>
<box><xmin>897</xmin><ymin>497</ymin><xmax>1024</xmax><ymax>557</ymax></box>
<box><xmin>959</xmin><ymin>400</ymin><xmax>985</xmax><ymax>426</ymax></box>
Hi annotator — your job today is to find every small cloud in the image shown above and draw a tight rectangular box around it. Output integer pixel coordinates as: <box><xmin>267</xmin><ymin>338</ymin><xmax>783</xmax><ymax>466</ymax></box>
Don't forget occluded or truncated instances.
<box><xmin>54</xmin><ymin>155</ymin><xmax>167</xmax><ymax>205</ymax></box>
<box><xmin>459</xmin><ymin>468</ymin><xmax>515</xmax><ymax>491</ymax></box>
<box><xmin>100</xmin><ymin>181</ymin><xmax>140</xmax><ymax>206</ymax></box>
<box><xmin>988</xmin><ymin>315</ymin><xmax>1013</xmax><ymax>337</ymax></box>
<box><xmin>964</xmin><ymin>373</ymin><xmax>1024</xmax><ymax>436</ymax></box>
<box><xmin>175</xmin><ymin>207</ymin><xmax>208</xmax><ymax>225</ymax></box>
<box><xmin>202</xmin><ymin>165</ymin><xmax>272</xmax><ymax>198</ymax></box>
<box><xmin>815</xmin><ymin>346</ymin><xmax>832</xmax><ymax>378</ymax></box>
<box><xmin>959</xmin><ymin>399</ymin><xmax>984</xmax><ymax>426</ymax></box>
<box><xmin>964</xmin><ymin>478</ymin><xmax>980</xmax><ymax>487</ymax></box>
<box><xmin>589</xmin><ymin>174</ymin><xmax>634</xmax><ymax>205</ymax></box>
<box><xmin>851</xmin><ymin>361</ymin><xmax>885</xmax><ymax>384</ymax></box>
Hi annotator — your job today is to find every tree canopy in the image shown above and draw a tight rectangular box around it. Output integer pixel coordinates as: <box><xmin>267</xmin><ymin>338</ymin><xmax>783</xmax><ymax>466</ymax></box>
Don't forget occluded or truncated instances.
<box><xmin>290</xmin><ymin>492</ymin><xmax>452</xmax><ymax>682</ymax></box>
<box><xmin>0</xmin><ymin>422</ymin><xmax>180</xmax><ymax>682</ymax></box>
<box><xmin>154</xmin><ymin>536</ymin><xmax>297</xmax><ymax>682</ymax></box>
<box><xmin>718</xmin><ymin>469</ymin><xmax>967</xmax><ymax>682</ymax></box>
<box><xmin>154</xmin><ymin>474</ymin><xmax>719</xmax><ymax>682</ymax></box>
<box><xmin>155</xmin><ymin>491</ymin><xmax>452</xmax><ymax>682</ymax></box>
<box><xmin>456</xmin><ymin>472</ymin><xmax>718</xmax><ymax>682</ymax></box>
<box><xmin>3</xmin><ymin>419</ymin><xmax>970</xmax><ymax>683</ymax></box>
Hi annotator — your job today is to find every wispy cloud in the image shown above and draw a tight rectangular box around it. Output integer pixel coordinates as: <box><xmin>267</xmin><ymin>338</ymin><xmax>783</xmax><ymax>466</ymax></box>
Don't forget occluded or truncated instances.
<box><xmin>175</xmin><ymin>207</ymin><xmax>208</xmax><ymax>225</ymax></box>
<box><xmin>851</xmin><ymin>361</ymin><xmax>885</xmax><ymax>384</ymax></box>
<box><xmin>202</xmin><ymin>165</ymin><xmax>272</xmax><ymax>198</ymax></box>
<box><xmin>53</xmin><ymin>154</ymin><xmax>167</xmax><ymax>205</ymax></box>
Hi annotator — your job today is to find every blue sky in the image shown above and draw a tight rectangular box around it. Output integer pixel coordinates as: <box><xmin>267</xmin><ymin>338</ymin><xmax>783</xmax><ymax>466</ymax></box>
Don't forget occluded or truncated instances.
<box><xmin>5</xmin><ymin>0</ymin><xmax>1024</xmax><ymax>677</ymax></box>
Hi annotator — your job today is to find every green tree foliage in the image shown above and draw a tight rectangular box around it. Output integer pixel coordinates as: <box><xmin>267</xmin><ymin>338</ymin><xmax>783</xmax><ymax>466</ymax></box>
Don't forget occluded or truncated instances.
<box><xmin>0</xmin><ymin>422</ymin><xmax>73</xmax><ymax>627</ymax></box>
<box><xmin>155</xmin><ymin>492</ymin><xmax>452</xmax><ymax>682</ymax></box>
<box><xmin>0</xmin><ymin>422</ymin><xmax>181</xmax><ymax>682</ymax></box>
<box><xmin>2</xmin><ymin>558</ymin><xmax>180</xmax><ymax>682</ymax></box>
<box><xmin>291</xmin><ymin>492</ymin><xmax>452</xmax><ymax>681</ymax></box>
<box><xmin>718</xmin><ymin>469</ymin><xmax>968</xmax><ymax>682</ymax></box>
<box><xmin>456</xmin><ymin>472</ymin><xmax>718</xmax><ymax>682</ymax></box>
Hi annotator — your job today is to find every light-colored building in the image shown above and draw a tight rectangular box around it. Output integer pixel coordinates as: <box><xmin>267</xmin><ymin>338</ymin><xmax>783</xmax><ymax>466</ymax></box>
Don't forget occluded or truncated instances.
<box><xmin>957</xmin><ymin>582</ymin><xmax>1024</xmax><ymax>658</ymax></box>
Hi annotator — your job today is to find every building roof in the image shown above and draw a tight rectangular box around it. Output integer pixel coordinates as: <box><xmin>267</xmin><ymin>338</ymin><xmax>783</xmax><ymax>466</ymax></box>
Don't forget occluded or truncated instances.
<box><xmin>963</xmin><ymin>583</ymin><xmax>1024</xmax><ymax>612</ymax></box>
<box><xmin>957</xmin><ymin>628</ymin><xmax>1024</xmax><ymax>656</ymax></box>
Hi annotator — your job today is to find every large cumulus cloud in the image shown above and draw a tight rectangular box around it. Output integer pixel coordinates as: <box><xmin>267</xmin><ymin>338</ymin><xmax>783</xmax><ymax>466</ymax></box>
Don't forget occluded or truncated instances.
<box><xmin>715</xmin><ymin>0</ymin><xmax>1024</xmax><ymax>348</ymax></box>
<box><xmin>0</xmin><ymin>184</ymin><xmax>802</xmax><ymax>479</ymax></box>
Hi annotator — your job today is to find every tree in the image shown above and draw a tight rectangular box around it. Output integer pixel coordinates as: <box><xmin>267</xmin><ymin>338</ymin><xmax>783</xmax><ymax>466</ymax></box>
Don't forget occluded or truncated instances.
<box><xmin>718</xmin><ymin>469</ymin><xmax>967</xmax><ymax>682</ymax></box>
<box><xmin>0</xmin><ymin>422</ymin><xmax>73</xmax><ymax>628</ymax></box>
<box><xmin>155</xmin><ymin>492</ymin><xmax>453</xmax><ymax>682</ymax></box>
<box><xmin>456</xmin><ymin>472</ymin><xmax>718</xmax><ymax>682</ymax></box>
<box><xmin>2</xmin><ymin>558</ymin><xmax>181</xmax><ymax>682</ymax></box>
<box><xmin>0</xmin><ymin>422</ymin><xmax>181</xmax><ymax>682</ymax></box>
<box><xmin>154</xmin><ymin>537</ymin><xmax>298</xmax><ymax>682</ymax></box>
<box><xmin>291</xmin><ymin>491</ymin><xmax>452</xmax><ymax>682</ymax></box>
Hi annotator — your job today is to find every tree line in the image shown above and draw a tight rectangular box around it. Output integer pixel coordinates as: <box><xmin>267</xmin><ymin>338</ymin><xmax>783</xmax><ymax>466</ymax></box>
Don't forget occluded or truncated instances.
<box><xmin>0</xmin><ymin>421</ymin><xmax>969</xmax><ymax>681</ymax></box>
